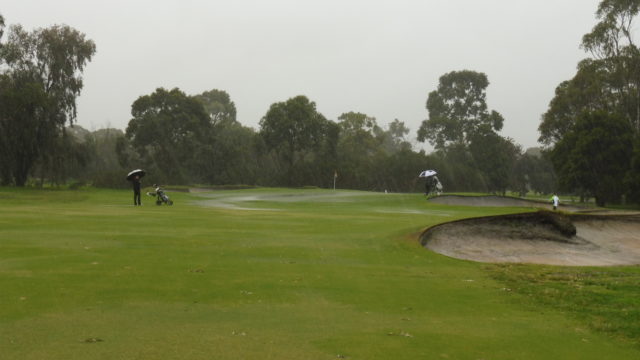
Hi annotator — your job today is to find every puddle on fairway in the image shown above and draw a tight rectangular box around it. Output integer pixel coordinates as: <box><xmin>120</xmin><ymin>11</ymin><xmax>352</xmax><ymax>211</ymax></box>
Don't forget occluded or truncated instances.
<box><xmin>376</xmin><ymin>209</ymin><xmax>451</xmax><ymax>216</ymax></box>
<box><xmin>193</xmin><ymin>190</ymin><xmax>378</xmax><ymax>211</ymax></box>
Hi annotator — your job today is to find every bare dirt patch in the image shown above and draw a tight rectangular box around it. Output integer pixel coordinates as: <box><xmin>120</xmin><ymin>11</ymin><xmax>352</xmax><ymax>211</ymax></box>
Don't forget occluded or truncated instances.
<box><xmin>421</xmin><ymin>211</ymin><xmax>640</xmax><ymax>266</ymax></box>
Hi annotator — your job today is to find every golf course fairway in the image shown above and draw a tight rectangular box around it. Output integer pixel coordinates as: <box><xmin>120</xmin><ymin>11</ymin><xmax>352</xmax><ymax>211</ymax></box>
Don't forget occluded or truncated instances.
<box><xmin>1</xmin><ymin>187</ymin><xmax>639</xmax><ymax>359</ymax></box>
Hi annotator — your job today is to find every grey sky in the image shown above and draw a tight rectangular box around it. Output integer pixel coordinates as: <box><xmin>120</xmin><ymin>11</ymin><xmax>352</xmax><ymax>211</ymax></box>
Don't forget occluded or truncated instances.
<box><xmin>2</xmin><ymin>0</ymin><xmax>602</xmax><ymax>150</ymax></box>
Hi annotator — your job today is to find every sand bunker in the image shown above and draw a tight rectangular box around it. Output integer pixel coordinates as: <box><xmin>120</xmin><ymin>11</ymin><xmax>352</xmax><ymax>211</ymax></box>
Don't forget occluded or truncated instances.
<box><xmin>421</xmin><ymin>212</ymin><xmax>640</xmax><ymax>266</ymax></box>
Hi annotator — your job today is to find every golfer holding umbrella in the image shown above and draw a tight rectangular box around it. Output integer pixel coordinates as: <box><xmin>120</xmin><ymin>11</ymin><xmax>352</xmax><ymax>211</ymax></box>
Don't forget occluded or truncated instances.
<box><xmin>127</xmin><ymin>169</ymin><xmax>146</xmax><ymax>206</ymax></box>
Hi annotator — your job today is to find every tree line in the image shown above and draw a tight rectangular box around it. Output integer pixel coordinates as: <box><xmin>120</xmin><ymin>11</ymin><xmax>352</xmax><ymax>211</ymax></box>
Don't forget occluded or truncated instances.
<box><xmin>538</xmin><ymin>0</ymin><xmax>640</xmax><ymax>206</ymax></box>
<box><xmin>0</xmin><ymin>12</ymin><xmax>559</xmax><ymax>196</ymax></box>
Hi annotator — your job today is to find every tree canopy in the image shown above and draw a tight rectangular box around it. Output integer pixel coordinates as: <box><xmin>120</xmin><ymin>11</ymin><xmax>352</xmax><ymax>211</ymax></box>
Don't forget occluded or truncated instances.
<box><xmin>124</xmin><ymin>87</ymin><xmax>212</xmax><ymax>184</ymax></box>
<box><xmin>417</xmin><ymin>70</ymin><xmax>504</xmax><ymax>150</ymax></box>
<box><xmin>550</xmin><ymin>111</ymin><xmax>633</xmax><ymax>206</ymax></box>
<box><xmin>259</xmin><ymin>95</ymin><xmax>337</xmax><ymax>186</ymax></box>
<box><xmin>0</xmin><ymin>20</ymin><xmax>95</xmax><ymax>186</ymax></box>
<box><xmin>540</xmin><ymin>0</ymin><xmax>640</xmax><ymax>204</ymax></box>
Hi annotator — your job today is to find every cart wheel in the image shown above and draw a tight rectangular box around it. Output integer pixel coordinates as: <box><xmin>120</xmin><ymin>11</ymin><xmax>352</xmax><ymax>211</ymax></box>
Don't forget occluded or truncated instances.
<box><xmin>156</xmin><ymin>200</ymin><xmax>162</xmax><ymax>205</ymax></box>
<box><xmin>168</xmin><ymin>200</ymin><xmax>173</xmax><ymax>205</ymax></box>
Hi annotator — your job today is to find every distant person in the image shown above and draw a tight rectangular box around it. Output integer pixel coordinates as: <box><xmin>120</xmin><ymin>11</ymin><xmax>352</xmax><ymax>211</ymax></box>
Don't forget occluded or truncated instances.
<box><xmin>425</xmin><ymin>176</ymin><xmax>435</xmax><ymax>196</ymax></box>
<box><xmin>551</xmin><ymin>194</ymin><xmax>559</xmax><ymax>211</ymax></box>
<box><xmin>132</xmin><ymin>175</ymin><xmax>142</xmax><ymax>206</ymax></box>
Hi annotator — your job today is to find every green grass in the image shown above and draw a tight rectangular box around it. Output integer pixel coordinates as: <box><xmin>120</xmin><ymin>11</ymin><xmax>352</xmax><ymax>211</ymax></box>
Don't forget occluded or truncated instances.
<box><xmin>485</xmin><ymin>264</ymin><xmax>640</xmax><ymax>348</ymax></box>
<box><xmin>0</xmin><ymin>187</ymin><xmax>639</xmax><ymax>359</ymax></box>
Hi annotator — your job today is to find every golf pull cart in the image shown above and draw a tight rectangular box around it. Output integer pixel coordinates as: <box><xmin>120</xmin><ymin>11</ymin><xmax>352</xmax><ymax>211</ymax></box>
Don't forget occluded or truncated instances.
<box><xmin>147</xmin><ymin>184</ymin><xmax>174</xmax><ymax>206</ymax></box>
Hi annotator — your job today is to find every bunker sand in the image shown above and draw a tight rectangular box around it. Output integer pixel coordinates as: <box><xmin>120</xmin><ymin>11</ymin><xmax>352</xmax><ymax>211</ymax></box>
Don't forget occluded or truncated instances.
<box><xmin>422</xmin><ymin>212</ymin><xmax>640</xmax><ymax>266</ymax></box>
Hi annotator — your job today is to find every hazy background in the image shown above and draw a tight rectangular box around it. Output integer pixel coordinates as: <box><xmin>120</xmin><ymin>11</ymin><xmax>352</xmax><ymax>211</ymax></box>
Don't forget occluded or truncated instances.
<box><xmin>2</xmin><ymin>0</ymin><xmax>602</xmax><ymax>150</ymax></box>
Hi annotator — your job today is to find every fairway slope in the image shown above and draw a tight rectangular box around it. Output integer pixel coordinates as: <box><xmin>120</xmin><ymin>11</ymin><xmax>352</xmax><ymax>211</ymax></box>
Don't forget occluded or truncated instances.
<box><xmin>421</xmin><ymin>212</ymin><xmax>640</xmax><ymax>266</ymax></box>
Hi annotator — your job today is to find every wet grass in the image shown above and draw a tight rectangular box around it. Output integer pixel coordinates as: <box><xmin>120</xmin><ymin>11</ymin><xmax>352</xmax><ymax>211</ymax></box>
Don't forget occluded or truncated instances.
<box><xmin>486</xmin><ymin>264</ymin><xmax>640</xmax><ymax>348</ymax></box>
<box><xmin>0</xmin><ymin>187</ymin><xmax>639</xmax><ymax>359</ymax></box>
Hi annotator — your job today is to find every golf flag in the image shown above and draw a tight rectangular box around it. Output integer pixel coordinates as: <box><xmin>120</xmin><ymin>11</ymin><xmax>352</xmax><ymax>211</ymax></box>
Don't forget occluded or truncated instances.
<box><xmin>334</xmin><ymin>170</ymin><xmax>338</xmax><ymax>179</ymax></box>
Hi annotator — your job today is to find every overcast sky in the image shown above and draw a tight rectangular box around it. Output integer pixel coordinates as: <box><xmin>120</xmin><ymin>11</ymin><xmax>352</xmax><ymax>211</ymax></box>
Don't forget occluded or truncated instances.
<box><xmin>3</xmin><ymin>0</ymin><xmax>604</xmax><ymax>150</ymax></box>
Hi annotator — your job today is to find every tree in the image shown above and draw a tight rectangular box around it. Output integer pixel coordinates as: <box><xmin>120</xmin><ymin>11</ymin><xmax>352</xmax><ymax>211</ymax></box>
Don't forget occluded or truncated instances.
<box><xmin>0</xmin><ymin>14</ymin><xmax>5</xmax><ymax>43</ymax></box>
<box><xmin>510</xmin><ymin>149</ymin><xmax>557</xmax><ymax>196</ymax></box>
<box><xmin>468</xmin><ymin>131</ymin><xmax>521</xmax><ymax>194</ymax></box>
<box><xmin>431</xmin><ymin>144</ymin><xmax>487</xmax><ymax>192</ymax></box>
<box><xmin>595</xmin><ymin>0</ymin><xmax>640</xmax><ymax>137</ymax></box>
<box><xmin>538</xmin><ymin>59</ymin><xmax>618</xmax><ymax>145</ymax></box>
<box><xmin>625</xmin><ymin>137</ymin><xmax>640</xmax><ymax>202</ymax></box>
<box><xmin>582</xmin><ymin>0</ymin><xmax>639</xmax><ymax>59</ymax></box>
<box><xmin>194</xmin><ymin>89</ymin><xmax>237</xmax><ymax>125</ymax></box>
<box><xmin>259</xmin><ymin>95</ymin><xmax>335</xmax><ymax>186</ymax></box>
<box><xmin>550</xmin><ymin>111</ymin><xmax>633</xmax><ymax>206</ymax></box>
<box><xmin>199</xmin><ymin>119</ymin><xmax>259</xmax><ymax>185</ymax></box>
<box><xmin>125</xmin><ymin>88</ymin><xmax>212</xmax><ymax>184</ymax></box>
<box><xmin>541</xmin><ymin>0</ymin><xmax>640</xmax><ymax>145</ymax></box>
<box><xmin>417</xmin><ymin>70</ymin><xmax>504</xmax><ymax>150</ymax></box>
<box><xmin>380</xmin><ymin>119</ymin><xmax>412</xmax><ymax>154</ymax></box>
<box><xmin>336</xmin><ymin>112</ymin><xmax>383</xmax><ymax>189</ymax></box>
<box><xmin>0</xmin><ymin>22</ymin><xmax>95</xmax><ymax>186</ymax></box>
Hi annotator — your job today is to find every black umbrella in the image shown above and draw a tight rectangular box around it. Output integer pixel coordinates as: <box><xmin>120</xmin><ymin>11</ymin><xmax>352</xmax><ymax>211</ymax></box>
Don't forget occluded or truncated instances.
<box><xmin>126</xmin><ymin>169</ymin><xmax>146</xmax><ymax>181</ymax></box>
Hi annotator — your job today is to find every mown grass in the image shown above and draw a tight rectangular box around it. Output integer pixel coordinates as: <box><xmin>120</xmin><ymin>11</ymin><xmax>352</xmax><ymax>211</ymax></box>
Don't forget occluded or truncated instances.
<box><xmin>0</xmin><ymin>187</ymin><xmax>639</xmax><ymax>359</ymax></box>
<box><xmin>485</xmin><ymin>264</ymin><xmax>640</xmax><ymax>348</ymax></box>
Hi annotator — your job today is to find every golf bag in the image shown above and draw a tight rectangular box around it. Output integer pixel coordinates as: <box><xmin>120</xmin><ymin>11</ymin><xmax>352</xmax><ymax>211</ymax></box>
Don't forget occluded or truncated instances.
<box><xmin>147</xmin><ymin>185</ymin><xmax>174</xmax><ymax>206</ymax></box>
<box><xmin>425</xmin><ymin>176</ymin><xmax>443</xmax><ymax>196</ymax></box>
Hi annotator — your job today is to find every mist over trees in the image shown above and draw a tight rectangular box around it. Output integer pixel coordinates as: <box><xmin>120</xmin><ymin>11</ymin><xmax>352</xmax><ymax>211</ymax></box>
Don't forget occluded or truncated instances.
<box><xmin>0</xmin><ymin>16</ymin><xmax>95</xmax><ymax>186</ymax></box>
<box><xmin>0</xmin><ymin>9</ymin><xmax>556</xmax><ymax>196</ymax></box>
<box><xmin>8</xmin><ymin>1</ymin><xmax>640</xmax><ymax>206</ymax></box>
<box><xmin>539</xmin><ymin>0</ymin><xmax>640</xmax><ymax>206</ymax></box>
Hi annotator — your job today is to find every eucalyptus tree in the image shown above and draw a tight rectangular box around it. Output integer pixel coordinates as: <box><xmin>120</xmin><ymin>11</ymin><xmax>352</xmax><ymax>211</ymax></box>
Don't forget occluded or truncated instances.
<box><xmin>550</xmin><ymin>111</ymin><xmax>633</xmax><ymax>206</ymax></box>
<box><xmin>194</xmin><ymin>89</ymin><xmax>237</xmax><ymax>125</ymax></box>
<box><xmin>417</xmin><ymin>70</ymin><xmax>504</xmax><ymax>150</ymax></box>
<box><xmin>0</xmin><ymin>14</ymin><xmax>4</xmax><ymax>42</ymax></box>
<box><xmin>541</xmin><ymin>0</ymin><xmax>640</xmax><ymax>145</ymax></box>
<box><xmin>0</xmin><ymin>21</ymin><xmax>95</xmax><ymax>185</ymax></box>
<box><xmin>125</xmin><ymin>88</ymin><xmax>213</xmax><ymax>184</ymax></box>
<box><xmin>538</xmin><ymin>0</ymin><xmax>640</xmax><ymax>204</ymax></box>
<box><xmin>259</xmin><ymin>95</ymin><xmax>337</xmax><ymax>186</ymax></box>
<box><xmin>468</xmin><ymin>131</ymin><xmax>521</xmax><ymax>195</ymax></box>
<box><xmin>538</xmin><ymin>59</ymin><xmax>617</xmax><ymax>145</ymax></box>
<box><xmin>335</xmin><ymin>112</ymin><xmax>382</xmax><ymax>189</ymax></box>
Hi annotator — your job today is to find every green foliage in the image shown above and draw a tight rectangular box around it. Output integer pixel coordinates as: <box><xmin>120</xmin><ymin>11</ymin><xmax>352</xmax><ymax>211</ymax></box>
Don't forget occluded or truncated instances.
<box><xmin>259</xmin><ymin>95</ymin><xmax>338</xmax><ymax>187</ymax></box>
<box><xmin>625</xmin><ymin>138</ymin><xmax>640</xmax><ymax>202</ymax></box>
<box><xmin>0</xmin><ymin>14</ymin><xmax>4</xmax><ymax>43</ymax></box>
<box><xmin>193</xmin><ymin>89</ymin><xmax>237</xmax><ymax>125</ymax></box>
<box><xmin>418</xmin><ymin>70</ymin><xmax>504</xmax><ymax>150</ymax></box>
<box><xmin>550</xmin><ymin>111</ymin><xmax>633</xmax><ymax>206</ymax></box>
<box><xmin>538</xmin><ymin>59</ymin><xmax>617</xmax><ymax>146</ymax></box>
<box><xmin>0</xmin><ymin>20</ymin><xmax>95</xmax><ymax>186</ymax></box>
<box><xmin>469</xmin><ymin>131</ymin><xmax>521</xmax><ymax>194</ymax></box>
<box><xmin>0</xmin><ymin>72</ymin><xmax>52</xmax><ymax>185</ymax></box>
<box><xmin>539</xmin><ymin>0</ymin><xmax>640</xmax><ymax>204</ymax></box>
<box><xmin>125</xmin><ymin>87</ymin><xmax>213</xmax><ymax>184</ymax></box>
<box><xmin>430</xmin><ymin>145</ymin><xmax>487</xmax><ymax>192</ymax></box>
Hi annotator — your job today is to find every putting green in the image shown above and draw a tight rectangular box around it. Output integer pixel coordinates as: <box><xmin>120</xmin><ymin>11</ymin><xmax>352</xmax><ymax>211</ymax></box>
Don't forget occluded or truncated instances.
<box><xmin>0</xmin><ymin>188</ymin><xmax>638</xmax><ymax>359</ymax></box>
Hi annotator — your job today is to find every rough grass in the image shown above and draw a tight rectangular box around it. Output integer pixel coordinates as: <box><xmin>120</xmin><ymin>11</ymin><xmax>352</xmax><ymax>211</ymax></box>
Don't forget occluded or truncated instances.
<box><xmin>0</xmin><ymin>187</ymin><xmax>639</xmax><ymax>359</ymax></box>
<box><xmin>485</xmin><ymin>264</ymin><xmax>640</xmax><ymax>348</ymax></box>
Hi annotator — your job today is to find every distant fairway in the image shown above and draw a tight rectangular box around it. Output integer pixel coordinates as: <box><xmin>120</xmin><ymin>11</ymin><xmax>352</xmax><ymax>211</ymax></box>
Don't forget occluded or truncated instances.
<box><xmin>1</xmin><ymin>188</ymin><xmax>639</xmax><ymax>359</ymax></box>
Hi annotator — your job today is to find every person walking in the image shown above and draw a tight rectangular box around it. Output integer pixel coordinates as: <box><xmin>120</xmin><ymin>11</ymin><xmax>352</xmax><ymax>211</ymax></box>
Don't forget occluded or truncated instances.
<box><xmin>551</xmin><ymin>193</ymin><xmax>559</xmax><ymax>211</ymax></box>
<box><xmin>132</xmin><ymin>175</ymin><xmax>142</xmax><ymax>206</ymax></box>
